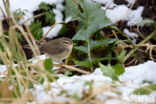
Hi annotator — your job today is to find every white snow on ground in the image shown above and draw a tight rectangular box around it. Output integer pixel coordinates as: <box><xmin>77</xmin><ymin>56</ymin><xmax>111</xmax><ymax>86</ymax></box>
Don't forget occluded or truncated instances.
<box><xmin>106</xmin><ymin>5</ymin><xmax>129</xmax><ymax>23</ymax></box>
<box><xmin>26</xmin><ymin>59</ymin><xmax>156</xmax><ymax>103</ymax></box>
<box><xmin>126</xmin><ymin>0</ymin><xmax>136</xmax><ymax>5</ymax></box>
<box><xmin>120</xmin><ymin>61</ymin><xmax>156</xmax><ymax>84</ymax></box>
<box><xmin>106</xmin><ymin>5</ymin><xmax>144</xmax><ymax>26</ymax></box>
<box><xmin>0</xmin><ymin>58</ymin><xmax>156</xmax><ymax>103</ymax></box>
<box><xmin>124</xmin><ymin>28</ymin><xmax>138</xmax><ymax>43</ymax></box>
<box><xmin>94</xmin><ymin>0</ymin><xmax>144</xmax><ymax>26</ymax></box>
<box><xmin>125</xmin><ymin>6</ymin><xmax>144</xmax><ymax>26</ymax></box>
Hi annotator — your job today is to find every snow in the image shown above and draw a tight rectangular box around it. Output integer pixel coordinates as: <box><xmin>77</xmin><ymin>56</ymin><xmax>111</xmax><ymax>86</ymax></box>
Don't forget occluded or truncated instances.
<box><xmin>126</xmin><ymin>0</ymin><xmax>136</xmax><ymax>5</ymax></box>
<box><xmin>106</xmin><ymin>5</ymin><xmax>129</xmax><ymax>23</ymax></box>
<box><xmin>120</xmin><ymin>61</ymin><xmax>156</xmax><ymax>84</ymax></box>
<box><xmin>106</xmin><ymin>5</ymin><xmax>144</xmax><ymax>26</ymax></box>
<box><xmin>28</xmin><ymin>60</ymin><xmax>156</xmax><ymax>103</ymax></box>
<box><xmin>0</xmin><ymin>65</ymin><xmax>7</xmax><ymax>77</ymax></box>
<box><xmin>95</xmin><ymin>0</ymin><xmax>144</xmax><ymax>26</ymax></box>
<box><xmin>0</xmin><ymin>58</ymin><xmax>156</xmax><ymax>103</ymax></box>
<box><xmin>125</xmin><ymin>6</ymin><xmax>144</xmax><ymax>26</ymax></box>
<box><xmin>124</xmin><ymin>28</ymin><xmax>138</xmax><ymax>43</ymax></box>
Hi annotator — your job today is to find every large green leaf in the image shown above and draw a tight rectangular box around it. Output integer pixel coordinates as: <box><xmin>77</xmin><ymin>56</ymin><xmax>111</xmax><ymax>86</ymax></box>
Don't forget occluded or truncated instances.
<box><xmin>90</xmin><ymin>39</ymin><xmax>118</xmax><ymax>50</ymax></box>
<box><xmin>65</xmin><ymin>0</ymin><xmax>113</xmax><ymax>40</ymax></box>
<box><xmin>99</xmin><ymin>63</ymin><xmax>119</xmax><ymax>80</ymax></box>
<box><xmin>74</xmin><ymin>46</ymin><xmax>88</xmax><ymax>54</ymax></box>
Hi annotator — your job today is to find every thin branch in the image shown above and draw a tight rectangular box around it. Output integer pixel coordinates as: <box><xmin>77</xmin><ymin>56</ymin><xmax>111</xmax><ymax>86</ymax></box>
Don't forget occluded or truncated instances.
<box><xmin>39</xmin><ymin>22</ymin><xmax>63</xmax><ymax>43</ymax></box>
<box><xmin>124</xmin><ymin>31</ymin><xmax>156</xmax><ymax>62</ymax></box>
<box><xmin>62</xmin><ymin>64</ymin><xmax>91</xmax><ymax>74</ymax></box>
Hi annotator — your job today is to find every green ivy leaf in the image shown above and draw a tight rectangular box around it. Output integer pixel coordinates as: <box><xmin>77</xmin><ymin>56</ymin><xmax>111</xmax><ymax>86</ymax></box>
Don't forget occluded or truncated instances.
<box><xmin>43</xmin><ymin>58</ymin><xmax>53</xmax><ymax>73</ymax></box>
<box><xmin>133</xmin><ymin>84</ymin><xmax>156</xmax><ymax>95</ymax></box>
<box><xmin>99</xmin><ymin>63</ymin><xmax>119</xmax><ymax>80</ymax></box>
<box><xmin>65</xmin><ymin>0</ymin><xmax>113</xmax><ymax>40</ymax></box>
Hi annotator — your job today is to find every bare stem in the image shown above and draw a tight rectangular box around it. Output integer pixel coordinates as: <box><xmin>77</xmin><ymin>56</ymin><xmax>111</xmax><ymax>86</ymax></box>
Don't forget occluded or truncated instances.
<box><xmin>124</xmin><ymin>31</ymin><xmax>156</xmax><ymax>62</ymax></box>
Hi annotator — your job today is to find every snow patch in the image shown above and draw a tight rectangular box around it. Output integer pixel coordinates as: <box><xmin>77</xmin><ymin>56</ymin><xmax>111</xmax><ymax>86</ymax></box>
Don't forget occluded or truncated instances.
<box><xmin>120</xmin><ymin>61</ymin><xmax>156</xmax><ymax>84</ymax></box>
<box><xmin>124</xmin><ymin>28</ymin><xmax>138</xmax><ymax>43</ymax></box>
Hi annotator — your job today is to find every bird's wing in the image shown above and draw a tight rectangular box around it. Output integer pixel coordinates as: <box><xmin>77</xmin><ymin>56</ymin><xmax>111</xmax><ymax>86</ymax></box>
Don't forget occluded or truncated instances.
<box><xmin>40</xmin><ymin>41</ymin><xmax>66</xmax><ymax>55</ymax></box>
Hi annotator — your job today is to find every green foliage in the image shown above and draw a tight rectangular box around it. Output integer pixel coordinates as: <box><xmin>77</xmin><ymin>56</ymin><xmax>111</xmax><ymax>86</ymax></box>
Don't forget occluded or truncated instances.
<box><xmin>84</xmin><ymin>81</ymin><xmax>92</xmax><ymax>87</ymax></box>
<box><xmin>73</xmin><ymin>59</ymin><xmax>92</xmax><ymax>68</ymax></box>
<box><xmin>89</xmin><ymin>39</ymin><xmax>118</xmax><ymax>50</ymax></box>
<box><xmin>59</xmin><ymin>24</ymin><xmax>68</xmax><ymax>35</ymax></box>
<box><xmin>45</xmin><ymin>11</ymin><xmax>55</xmax><ymax>25</ymax></box>
<box><xmin>117</xmin><ymin>50</ymin><xmax>126</xmax><ymax>63</ymax></box>
<box><xmin>35</xmin><ymin>76</ymin><xmax>44</xmax><ymax>84</ymax></box>
<box><xmin>112</xmin><ymin>64</ymin><xmax>125</xmax><ymax>76</ymax></box>
<box><xmin>64</xmin><ymin>71</ymin><xmax>73</xmax><ymax>76</ymax></box>
<box><xmin>13</xmin><ymin>9</ymin><xmax>27</xmax><ymax>21</ymax></box>
<box><xmin>74</xmin><ymin>46</ymin><xmax>88</xmax><ymax>54</ymax></box>
<box><xmin>39</xmin><ymin>2</ymin><xmax>50</xmax><ymax>10</ymax></box>
<box><xmin>16</xmin><ymin>32</ymin><xmax>23</xmax><ymax>42</ymax></box>
<box><xmin>65</xmin><ymin>0</ymin><xmax>119</xmax><ymax>70</ymax></box>
<box><xmin>133</xmin><ymin>84</ymin><xmax>156</xmax><ymax>95</ymax></box>
<box><xmin>29</xmin><ymin>21</ymin><xmax>43</xmax><ymax>40</ymax></box>
<box><xmin>38</xmin><ymin>2</ymin><xmax>56</xmax><ymax>25</ymax></box>
<box><xmin>43</xmin><ymin>58</ymin><xmax>53</xmax><ymax>73</ymax></box>
<box><xmin>65</xmin><ymin>0</ymin><xmax>113</xmax><ymax>40</ymax></box>
<box><xmin>99</xmin><ymin>63</ymin><xmax>119</xmax><ymax>80</ymax></box>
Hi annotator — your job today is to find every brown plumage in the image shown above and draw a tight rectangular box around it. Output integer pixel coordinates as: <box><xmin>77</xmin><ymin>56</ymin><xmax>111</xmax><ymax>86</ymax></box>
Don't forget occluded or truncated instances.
<box><xmin>40</xmin><ymin>37</ymin><xmax>74</xmax><ymax>62</ymax></box>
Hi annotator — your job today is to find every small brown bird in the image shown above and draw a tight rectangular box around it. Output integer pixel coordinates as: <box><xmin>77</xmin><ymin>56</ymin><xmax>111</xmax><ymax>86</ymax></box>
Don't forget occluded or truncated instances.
<box><xmin>40</xmin><ymin>37</ymin><xmax>74</xmax><ymax>62</ymax></box>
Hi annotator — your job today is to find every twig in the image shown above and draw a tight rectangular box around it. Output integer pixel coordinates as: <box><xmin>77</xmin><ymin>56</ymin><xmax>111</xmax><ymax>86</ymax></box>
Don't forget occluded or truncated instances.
<box><xmin>39</xmin><ymin>22</ymin><xmax>63</xmax><ymax>43</ymax></box>
<box><xmin>0</xmin><ymin>6</ymin><xmax>9</xmax><ymax>25</ymax></box>
<box><xmin>124</xmin><ymin>31</ymin><xmax>156</xmax><ymax>63</ymax></box>
<box><xmin>0</xmin><ymin>15</ymin><xmax>3</xmax><ymax>37</ymax></box>
<box><xmin>62</xmin><ymin>64</ymin><xmax>91</xmax><ymax>75</ymax></box>
<box><xmin>23</xmin><ymin>13</ymin><xmax>45</xmax><ymax>24</ymax></box>
<box><xmin>23</xmin><ymin>21</ymin><xmax>40</xmax><ymax>55</ymax></box>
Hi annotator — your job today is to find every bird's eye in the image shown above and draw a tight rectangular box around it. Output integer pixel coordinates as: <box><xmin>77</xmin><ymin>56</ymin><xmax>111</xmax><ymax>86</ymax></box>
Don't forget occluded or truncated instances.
<box><xmin>63</xmin><ymin>41</ymin><xmax>71</xmax><ymax>44</ymax></box>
